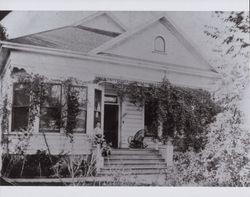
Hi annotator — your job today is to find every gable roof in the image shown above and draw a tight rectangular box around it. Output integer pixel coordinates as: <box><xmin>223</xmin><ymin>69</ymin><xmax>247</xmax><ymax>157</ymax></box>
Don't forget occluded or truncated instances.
<box><xmin>6</xmin><ymin>11</ymin><xmax>129</xmax><ymax>53</ymax></box>
<box><xmin>73</xmin><ymin>11</ymin><xmax>128</xmax><ymax>33</ymax></box>
<box><xmin>89</xmin><ymin>13</ymin><xmax>217</xmax><ymax>72</ymax></box>
<box><xmin>7</xmin><ymin>25</ymin><xmax>120</xmax><ymax>53</ymax></box>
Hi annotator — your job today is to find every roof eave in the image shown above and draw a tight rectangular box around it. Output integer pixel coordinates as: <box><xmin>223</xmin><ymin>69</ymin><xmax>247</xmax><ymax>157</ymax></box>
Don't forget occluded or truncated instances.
<box><xmin>0</xmin><ymin>40</ymin><xmax>222</xmax><ymax>80</ymax></box>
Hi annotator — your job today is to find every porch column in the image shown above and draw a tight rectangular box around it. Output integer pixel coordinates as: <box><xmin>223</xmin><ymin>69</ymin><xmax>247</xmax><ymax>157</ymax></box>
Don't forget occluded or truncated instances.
<box><xmin>159</xmin><ymin>139</ymin><xmax>174</xmax><ymax>167</ymax></box>
<box><xmin>95</xmin><ymin>143</ymin><xmax>104</xmax><ymax>173</ymax></box>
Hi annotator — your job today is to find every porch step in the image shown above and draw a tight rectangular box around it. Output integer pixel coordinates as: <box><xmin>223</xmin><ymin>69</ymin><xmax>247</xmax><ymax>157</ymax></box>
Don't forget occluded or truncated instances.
<box><xmin>110</xmin><ymin>149</ymin><xmax>159</xmax><ymax>154</ymax></box>
<box><xmin>98</xmin><ymin>168</ymin><xmax>167</xmax><ymax>176</ymax></box>
<box><xmin>102</xmin><ymin>164</ymin><xmax>167</xmax><ymax>169</ymax></box>
<box><xmin>107</xmin><ymin>152</ymin><xmax>161</xmax><ymax>159</ymax></box>
<box><xmin>98</xmin><ymin>148</ymin><xmax>168</xmax><ymax>176</ymax></box>
<box><xmin>104</xmin><ymin>160</ymin><xmax>165</xmax><ymax>164</ymax></box>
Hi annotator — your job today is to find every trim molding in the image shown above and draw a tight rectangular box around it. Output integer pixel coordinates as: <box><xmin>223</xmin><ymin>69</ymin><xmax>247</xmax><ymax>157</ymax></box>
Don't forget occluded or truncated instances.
<box><xmin>0</xmin><ymin>41</ymin><xmax>221</xmax><ymax>80</ymax></box>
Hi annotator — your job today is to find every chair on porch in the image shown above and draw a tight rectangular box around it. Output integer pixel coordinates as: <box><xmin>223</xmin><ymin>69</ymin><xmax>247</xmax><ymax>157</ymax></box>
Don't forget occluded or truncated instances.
<box><xmin>127</xmin><ymin>129</ymin><xmax>148</xmax><ymax>149</ymax></box>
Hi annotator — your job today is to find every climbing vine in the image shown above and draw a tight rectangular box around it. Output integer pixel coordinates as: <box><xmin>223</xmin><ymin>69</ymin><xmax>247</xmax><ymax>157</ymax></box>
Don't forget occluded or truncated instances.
<box><xmin>1</xmin><ymin>68</ymin><xmax>87</xmax><ymax>156</ymax></box>
<box><xmin>96</xmin><ymin>77</ymin><xmax>221</xmax><ymax>152</ymax></box>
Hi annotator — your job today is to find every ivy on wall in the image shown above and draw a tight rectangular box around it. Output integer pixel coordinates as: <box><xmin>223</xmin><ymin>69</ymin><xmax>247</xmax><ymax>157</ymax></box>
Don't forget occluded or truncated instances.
<box><xmin>1</xmin><ymin>68</ymin><xmax>87</xmax><ymax>157</ymax></box>
<box><xmin>96</xmin><ymin>77</ymin><xmax>221</xmax><ymax>152</ymax></box>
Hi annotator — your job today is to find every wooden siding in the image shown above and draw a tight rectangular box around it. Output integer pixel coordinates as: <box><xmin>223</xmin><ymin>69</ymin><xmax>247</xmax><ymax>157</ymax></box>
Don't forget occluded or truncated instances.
<box><xmin>4</xmin><ymin>133</ymin><xmax>92</xmax><ymax>155</ymax></box>
<box><xmin>121</xmin><ymin>98</ymin><xmax>144</xmax><ymax>148</ymax></box>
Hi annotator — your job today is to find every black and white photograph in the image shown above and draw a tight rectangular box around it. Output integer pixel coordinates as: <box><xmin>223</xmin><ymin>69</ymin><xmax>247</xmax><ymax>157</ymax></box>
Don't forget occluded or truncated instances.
<box><xmin>0</xmin><ymin>3</ymin><xmax>249</xmax><ymax>190</ymax></box>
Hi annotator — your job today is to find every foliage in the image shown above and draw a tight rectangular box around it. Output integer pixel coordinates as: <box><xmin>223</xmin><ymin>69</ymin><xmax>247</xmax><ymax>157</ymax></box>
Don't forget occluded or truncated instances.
<box><xmin>0</xmin><ymin>70</ymin><xmax>88</xmax><ymax>177</ymax></box>
<box><xmin>201</xmin><ymin>11</ymin><xmax>250</xmax><ymax>186</ymax></box>
<box><xmin>1</xmin><ymin>151</ymin><xmax>95</xmax><ymax>180</ymax></box>
<box><xmin>204</xmin><ymin>11</ymin><xmax>249</xmax><ymax>58</ymax></box>
<box><xmin>51</xmin><ymin>154</ymin><xmax>96</xmax><ymax>185</ymax></box>
<box><xmin>10</xmin><ymin>70</ymin><xmax>85</xmax><ymax>139</ymax></box>
<box><xmin>63</xmin><ymin>80</ymin><xmax>82</xmax><ymax>140</ymax></box>
<box><xmin>95</xmin><ymin>77</ymin><xmax>220</xmax><ymax>152</ymax></box>
<box><xmin>0</xmin><ymin>23</ymin><xmax>7</xmax><ymax>40</ymax></box>
<box><xmin>1</xmin><ymin>98</ymin><xmax>10</xmax><ymax>148</ymax></box>
<box><xmin>1</xmin><ymin>151</ymin><xmax>60</xmax><ymax>178</ymax></box>
<box><xmin>168</xmin><ymin>11</ymin><xmax>250</xmax><ymax>187</ymax></box>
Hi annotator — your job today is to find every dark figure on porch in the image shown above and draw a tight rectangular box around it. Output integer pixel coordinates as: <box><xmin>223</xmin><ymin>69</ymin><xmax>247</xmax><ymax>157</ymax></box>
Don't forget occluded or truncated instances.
<box><xmin>128</xmin><ymin>129</ymin><xmax>148</xmax><ymax>149</ymax></box>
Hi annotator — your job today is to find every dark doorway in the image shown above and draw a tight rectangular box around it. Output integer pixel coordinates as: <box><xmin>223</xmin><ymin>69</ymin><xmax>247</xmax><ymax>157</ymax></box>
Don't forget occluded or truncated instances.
<box><xmin>104</xmin><ymin>104</ymin><xmax>119</xmax><ymax>148</ymax></box>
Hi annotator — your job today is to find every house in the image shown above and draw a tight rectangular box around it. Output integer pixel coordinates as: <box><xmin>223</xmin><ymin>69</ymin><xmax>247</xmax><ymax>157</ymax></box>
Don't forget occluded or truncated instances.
<box><xmin>0</xmin><ymin>12</ymin><xmax>220</xmax><ymax>160</ymax></box>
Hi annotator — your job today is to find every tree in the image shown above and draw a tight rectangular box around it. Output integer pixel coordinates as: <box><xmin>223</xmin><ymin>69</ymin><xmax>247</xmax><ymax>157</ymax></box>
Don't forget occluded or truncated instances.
<box><xmin>182</xmin><ymin>11</ymin><xmax>250</xmax><ymax>186</ymax></box>
<box><xmin>203</xmin><ymin>11</ymin><xmax>250</xmax><ymax>186</ymax></box>
<box><xmin>0</xmin><ymin>23</ymin><xmax>7</xmax><ymax>40</ymax></box>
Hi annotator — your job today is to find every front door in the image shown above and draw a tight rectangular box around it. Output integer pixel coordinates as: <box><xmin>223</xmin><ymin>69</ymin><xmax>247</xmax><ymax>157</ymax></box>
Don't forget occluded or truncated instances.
<box><xmin>104</xmin><ymin>104</ymin><xmax>119</xmax><ymax>148</ymax></box>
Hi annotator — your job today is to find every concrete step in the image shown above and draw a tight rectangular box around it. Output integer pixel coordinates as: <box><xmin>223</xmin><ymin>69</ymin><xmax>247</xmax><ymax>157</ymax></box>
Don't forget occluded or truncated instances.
<box><xmin>110</xmin><ymin>152</ymin><xmax>159</xmax><ymax>156</ymax></box>
<box><xmin>107</xmin><ymin>155</ymin><xmax>162</xmax><ymax>160</ymax></box>
<box><xmin>101</xmin><ymin>165</ymin><xmax>166</xmax><ymax>171</ymax></box>
<box><xmin>111</xmin><ymin>149</ymin><xmax>159</xmax><ymax>154</ymax></box>
<box><xmin>103</xmin><ymin>163</ymin><xmax>167</xmax><ymax>168</ymax></box>
<box><xmin>99</xmin><ymin>148</ymin><xmax>167</xmax><ymax>177</ymax></box>
<box><xmin>104</xmin><ymin>158</ymin><xmax>164</xmax><ymax>161</ymax></box>
<box><xmin>99</xmin><ymin>168</ymin><xmax>167</xmax><ymax>175</ymax></box>
<box><xmin>104</xmin><ymin>160</ymin><xmax>165</xmax><ymax>165</ymax></box>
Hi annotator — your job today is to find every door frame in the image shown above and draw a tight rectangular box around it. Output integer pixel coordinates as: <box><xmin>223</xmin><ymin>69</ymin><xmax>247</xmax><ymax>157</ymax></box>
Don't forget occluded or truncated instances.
<box><xmin>104</xmin><ymin>94</ymin><xmax>121</xmax><ymax>148</ymax></box>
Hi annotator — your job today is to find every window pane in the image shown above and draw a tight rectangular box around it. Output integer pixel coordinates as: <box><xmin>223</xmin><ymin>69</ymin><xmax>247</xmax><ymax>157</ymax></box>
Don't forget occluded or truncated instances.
<box><xmin>42</xmin><ymin>84</ymin><xmax>61</xmax><ymax>107</ymax></box>
<box><xmin>39</xmin><ymin>107</ymin><xmax>61</xmax><ymax>131</ymax></box>
<box><xmin>94</xmin><ymin>89</ymin><xmax>102</xmax><ymax>127</ymax></box>
<box><xmin>154</xmin><ymin>36</ymin><xmax>165</xmax><ymax>52</ymax></box>
<box><xmin>94</xmin><ymin>90</ymin><xmax>102</xmax><ymax>112</ymax></box>
<box><xmin>13</xmin><ymin>83</ymin><xmax>30</xmax><ymax>106</ymax></box>
<box><xmin>94</xmin><ymin>111</ymin><xmax>101</xmax><ymax>128</ymax></box>
<box><xmin>70</xmin><ymin>86</ymin><xmax>87</xmax><ymax>107</ymax></box>
<box><xmin>104</xmin><ymin>95</ymin><xmax>118</xmax><ymax>104</ymax></box>
<box><xmin>12</xmin><ymin>107</ymin><xmax>29</xmax><ymax>131</ymax></box>
<box><xmin>74</xmin><ymin>110</ymin><xmax>87</xmax><ymax>133</ymax></box>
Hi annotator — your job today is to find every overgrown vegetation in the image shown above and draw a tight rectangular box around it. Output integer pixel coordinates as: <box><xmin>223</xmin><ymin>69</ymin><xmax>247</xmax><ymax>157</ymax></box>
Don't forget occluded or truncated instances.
<box><xmin>1</xmin><ymin>151</ymin><xmax>96</xmax><ymax>180</ymax></box>
<box><xmin>96</xmin><ymin>77</ymin><xmax>220</xmax><ymax>152</ymax></box>
<box><xmin>0</xmin><ymin>23</ymin><xmax>7</xmax><ymax>40</ymax></box>
<box><xmin>164</xmin><ymin>11</ymin><xmax>250</xmax><ymax>186</ymax></box>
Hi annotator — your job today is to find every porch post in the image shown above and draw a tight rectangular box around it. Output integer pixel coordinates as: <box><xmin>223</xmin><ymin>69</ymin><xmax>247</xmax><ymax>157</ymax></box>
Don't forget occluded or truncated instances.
<box><xmin>95</xmin><ymin>144</ymin><xmax>104</xmax><ymax>173</ymax></box>
<box><xmin>155</xmin><ymin>120</ymin><xmax>163</xmax><ymax>150</ymax></box>
<box><xmin>159</xmin><ymin>139</ymin><xmax>174</xmax><ymax>167</ymax></box>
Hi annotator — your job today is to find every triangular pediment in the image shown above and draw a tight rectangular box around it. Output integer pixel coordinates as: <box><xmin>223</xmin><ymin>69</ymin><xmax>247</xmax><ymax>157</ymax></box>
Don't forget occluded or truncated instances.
<box><xmin>90</xmin><ymin>15</ymin><xmax>216</xmax><ymax>72</ymax></box>
<box><xmin>75</xmin><ymin>12</ymin><xmax>127</xmax><ymax>34</ymax></box>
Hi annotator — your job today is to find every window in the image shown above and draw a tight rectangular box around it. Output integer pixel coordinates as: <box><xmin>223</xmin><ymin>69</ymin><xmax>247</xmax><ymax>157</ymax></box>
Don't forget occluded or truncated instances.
<box><xmin>67</xmin><ymin>86</ymin><xmax>87</xmax><ymax>133</ymax></box>
<box><xmin>94</xmin><ymin>89</ymin><xmax>102</xmax><ymax>127</ymax></box>
<box><xmin>39</xmin><ymin>84</ymin><xmax>62</xmax><ymax>132</ymax></box>
<box><xmin>104</xmin><ymin>95</ymin><xmax>118</xmax><ymax>104</ymax></box>
<box><xmin>154</xmin><ymin>36</ymin><xmax>166</xmax><ymax>52</ymax></box>
<box><xmin>12</xmin><ymin>83</ymin><xmax>30</xmax><ymax>131</ymax></box>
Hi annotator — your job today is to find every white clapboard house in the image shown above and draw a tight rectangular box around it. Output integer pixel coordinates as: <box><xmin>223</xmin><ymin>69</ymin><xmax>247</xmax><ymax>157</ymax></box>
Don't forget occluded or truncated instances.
<box><xmin>0</xmin><ymin>12</ymin><xmax>221</xmax><ymax>175</ymax></box>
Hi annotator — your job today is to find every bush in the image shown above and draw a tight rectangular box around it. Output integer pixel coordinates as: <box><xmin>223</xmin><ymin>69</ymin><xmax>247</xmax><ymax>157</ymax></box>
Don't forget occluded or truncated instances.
<box><xmin>1</xmin><ymin>151</ymin><xmax>61</xmax><ymax>178</ymax></box>
<box><xmin>1</xmin><ymin>151</ymin><xmax>95</xmax><ymax>179</ymax></box>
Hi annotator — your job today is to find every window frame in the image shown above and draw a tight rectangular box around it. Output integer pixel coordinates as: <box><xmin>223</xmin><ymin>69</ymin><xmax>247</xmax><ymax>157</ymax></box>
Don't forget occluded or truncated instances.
<box><xmin>93</xmin><ymin>89</ymin><xmax>102</xmax><ymax>128</ymax></box>
<box><xmin>11</xmin><ymin>82</ymin><xmax>31</xmax><ymax>132</ymax></box>
<box><xmin>153</xmin><ymin>36</ymin><xmax>166</xmax><ymax>53</ymax></box>
<box><xmin>39</xmin><ymin>83</ymin><xmax>62</xmax><ymax>133</ymax></box>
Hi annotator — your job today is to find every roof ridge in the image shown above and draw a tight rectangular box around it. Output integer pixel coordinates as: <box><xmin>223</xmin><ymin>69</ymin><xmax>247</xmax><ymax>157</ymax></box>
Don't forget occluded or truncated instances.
<box><xmin>76</xmin><ymin>25</ymin><xmax>121</xmax><ymax>37</ymax></box>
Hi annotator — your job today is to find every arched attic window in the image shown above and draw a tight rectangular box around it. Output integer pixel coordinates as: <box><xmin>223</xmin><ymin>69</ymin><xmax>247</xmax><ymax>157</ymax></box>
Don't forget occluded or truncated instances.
<box><xmin>154</xmin><ymin>36</ymin><xmax>166</xmax><ymax>53</ymax></box>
